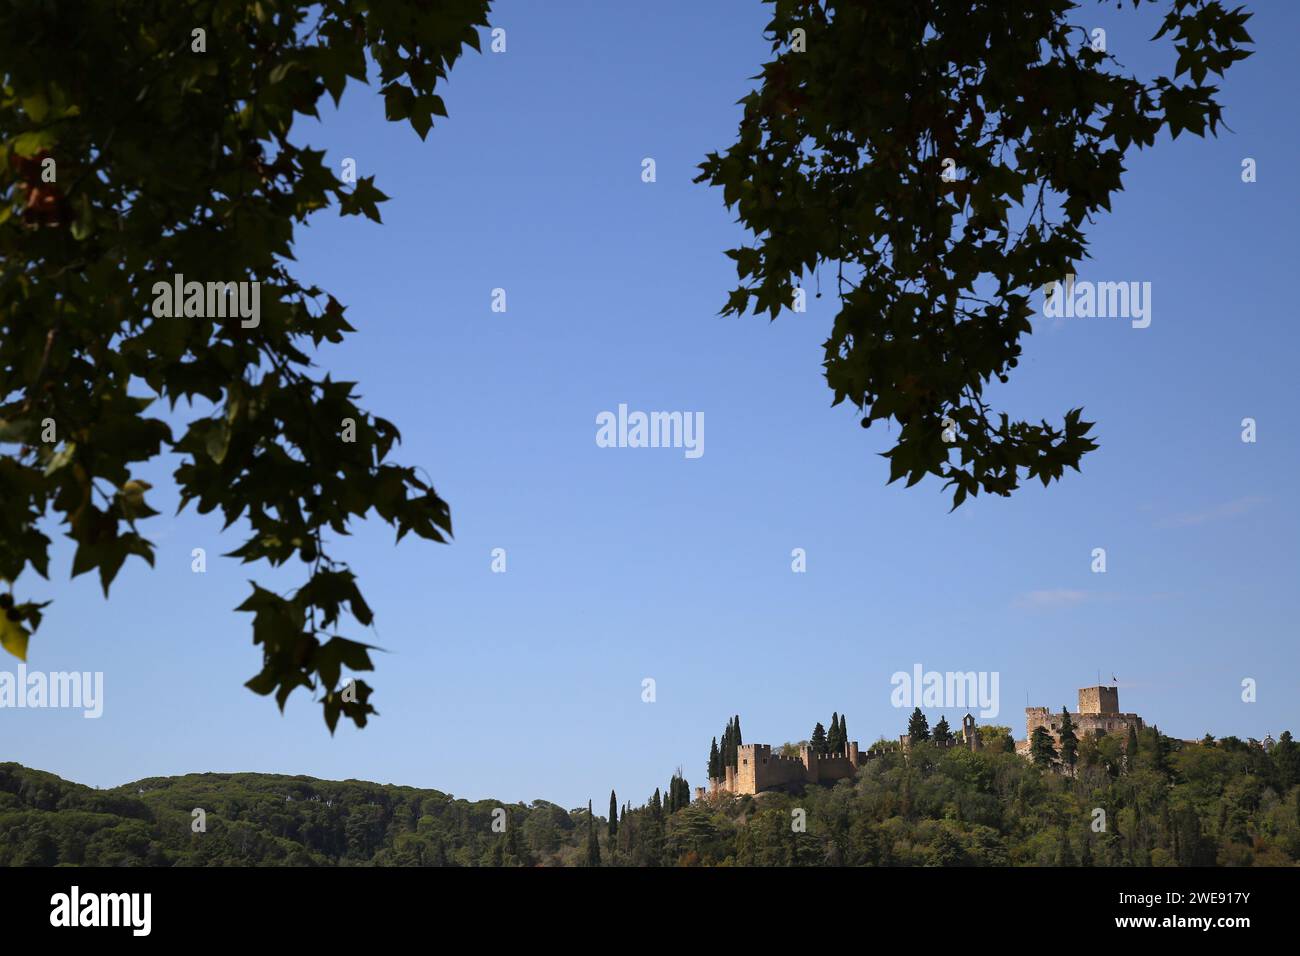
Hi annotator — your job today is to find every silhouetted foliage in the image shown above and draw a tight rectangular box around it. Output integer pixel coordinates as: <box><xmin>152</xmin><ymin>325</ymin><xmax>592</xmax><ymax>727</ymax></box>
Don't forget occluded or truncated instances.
<box><xmin>0</xmin><ymin>0</ymin><xmax>491</xmax><ymax>728</ymax></box>
<box><xmin>698</xmin><ymin>0</ymin><xmax>1251</xmax><ymax>507</ymax></box>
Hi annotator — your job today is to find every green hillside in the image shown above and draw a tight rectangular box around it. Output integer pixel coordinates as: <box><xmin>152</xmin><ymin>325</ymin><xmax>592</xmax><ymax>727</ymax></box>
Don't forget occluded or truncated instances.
<box><xmin>2</xmin><ymin>726</ymin><xmax>1297</xmax><ymax>866</ymax></box>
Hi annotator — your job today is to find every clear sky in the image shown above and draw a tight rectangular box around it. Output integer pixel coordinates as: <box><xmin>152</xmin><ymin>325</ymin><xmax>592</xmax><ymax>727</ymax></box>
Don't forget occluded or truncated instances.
<box><xmin>6</xmin><ymin>0</ymin><xmax>1298</xmax><ymax>811</ymax></box>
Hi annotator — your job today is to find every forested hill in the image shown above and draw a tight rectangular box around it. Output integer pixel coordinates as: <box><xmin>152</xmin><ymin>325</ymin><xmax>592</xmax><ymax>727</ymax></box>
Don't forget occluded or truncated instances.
<box><xmin>0</xmin><ymin>763</ymin><xmax>588</xmax><ymax>866</ymax></box>
<box><xmin>2</xmin><ymin>727</ymin><xmax>1299</xmax><ymax>866</ymax></box>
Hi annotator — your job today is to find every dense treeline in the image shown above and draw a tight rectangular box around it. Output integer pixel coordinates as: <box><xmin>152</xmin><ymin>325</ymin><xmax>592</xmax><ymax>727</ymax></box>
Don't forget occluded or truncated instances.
<box><xmin>3</xmin><ymin>727</ymin><xmax>1298</xmax><ymax>866</ymax></box>
<box><xmin>0</xmin><ymin>763</ymin><xmax>585</xmax><ymax>866</ymax></box>
<box><xmin>737</xmin><ymin>729</ymin><xmax>1299</xmax><ymax>866</ymax></box>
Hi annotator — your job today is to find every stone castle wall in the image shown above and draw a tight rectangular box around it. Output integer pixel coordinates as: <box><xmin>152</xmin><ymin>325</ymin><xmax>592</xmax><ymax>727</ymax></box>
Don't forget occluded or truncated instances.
<box><xmin>808</xmin><ymin>753</ymin><xmax>856</xmax><ymax>784</ymax></box>
<box><xmin>1024</xmin><ymin>687</ymin><xmax>1143</xmax><ymax>753</ymax></box>
<box><xmin>737</xmin><ymin>744</ymin><xmax>813</xmax><ymax>793</ymax></box>
<box><xmin>712</xmin><ymin>722</ymin><xmax>980</xmax><ymax>798</ymax></box>
<box><xmin>715</xmin><ymin>742</ymin><xmax>870</xmax><ymax>797</ymax></box>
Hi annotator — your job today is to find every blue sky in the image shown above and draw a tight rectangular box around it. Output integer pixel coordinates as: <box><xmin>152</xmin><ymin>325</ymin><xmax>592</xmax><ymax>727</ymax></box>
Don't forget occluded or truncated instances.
<box><xmin>6</xmin><ymin>0</ymin><xmax>1298</xmax><ymax>810</ymax></box>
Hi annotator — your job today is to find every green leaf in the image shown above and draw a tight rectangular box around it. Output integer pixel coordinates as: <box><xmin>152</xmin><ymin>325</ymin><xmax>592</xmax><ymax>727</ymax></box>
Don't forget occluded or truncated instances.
<box><xmin>0</xmin><ymin>616</ymin><xmax>30</xmax><ymax>661</ymax></box>
<box><xmin>11</xmin><ymin>128</ymin><xmax>56</xmax><ymax>156</ymax></box>
<box><xmin>20</xmin><ymin>91</ymin><xmax>49</xmax><ymax>123</ymax></box>
<box><xmin>205</xmin><ymin>420</ymin><xmax>231</xmax><ymax>464</ymax></box>
<box><xmin>43</xmin><ymin>442</ymin><xmax>76</xmax><ymax>476</ymax></box>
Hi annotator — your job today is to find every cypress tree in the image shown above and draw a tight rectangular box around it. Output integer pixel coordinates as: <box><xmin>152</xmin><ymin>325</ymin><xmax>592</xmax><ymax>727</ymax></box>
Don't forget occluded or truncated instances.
<box><xmin>1126</xmin><ymin>723</ymin><xmax>1139</xmax><ymax>770</ymax></box>
<box><xmin>1059</xmin><ymin>708</ymin><xmax>1079</xmax><ymax>772</ymax></box>
<box><xmin>586</xmin><ymin>800</ymin><xmax>601</xmax><ymax>867</ymax></box>
<box><xmin>828</xmin><ymin>712</ymin><xmax>842</xmax><ymax>754</ymax></box>
<box><xmin>841</xmin><ymin>715</ymin><xmax>849</xmax><ymax>750</ymax></box>
<box><xmin>723</xmin><ymin>714</ymin><xmax>741</xmax><ymax>771</ymax></box>
<box><xmin>710</xmin><ymin>714</ymin><xmax>753</xmax><ymax>781</ymax></box>
<box><xmin>608</xmin><ymin>790</ymin><xmax>618</xmax><ymax>839</ymax></box>
<box><xmin>907</xmin><ymin>707</ymin><xmax>930</xmax><ymax>745</ymax></box>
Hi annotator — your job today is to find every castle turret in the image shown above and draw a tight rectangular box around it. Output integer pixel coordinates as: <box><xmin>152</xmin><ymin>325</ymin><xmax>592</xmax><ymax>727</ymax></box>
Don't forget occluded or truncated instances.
<box><xmin>800</xmin><ymin>744</ymin><xmax>820</xmax><ymax>783</ymax></box>
<box><xmin>1078</xmin><ymin>685</ymin><xmax>1119</xmax><ymax>715</ymax></box>
<box><xmin>848</xmin><ymin>740</ymin><xmax>859</xmax><ymax>765</ymax></box>
<box><xmin>736</xmin><ymin>743</ymin><xmax>769</xmax><ymax>794</ymax></box>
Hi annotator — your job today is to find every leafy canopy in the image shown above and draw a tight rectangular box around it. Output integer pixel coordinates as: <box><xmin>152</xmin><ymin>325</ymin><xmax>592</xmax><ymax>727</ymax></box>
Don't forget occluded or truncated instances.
<box><xmin>697</xmin><ymin>0</ymin><xmax>1251</xmax><ymax>508</ymax></box>
<box><xmin>0</xmin><ymin>0</ymin><xmax>493</xmax><ymax>729</ymax></box>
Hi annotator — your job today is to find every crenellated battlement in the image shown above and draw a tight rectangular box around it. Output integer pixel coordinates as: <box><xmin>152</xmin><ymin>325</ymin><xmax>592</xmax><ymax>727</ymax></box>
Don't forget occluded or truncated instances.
<box><xmin>712</xmin><ymin>738</ymin><xmax>893</xmax><ymax>796</ymax></box>
<box><xmin>708</xmin><ymin>713</ymin><xmax>983</xmax><ymax>798</ymax></box>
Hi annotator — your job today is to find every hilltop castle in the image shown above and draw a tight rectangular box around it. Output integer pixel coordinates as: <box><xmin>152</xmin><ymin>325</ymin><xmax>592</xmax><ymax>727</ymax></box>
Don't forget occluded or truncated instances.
<box><xmin>1015</xmin><ymin>685</ymin><xmax>1144</xmax><ymax>757</ymax></box>
<box><xmin>698</xmin><ymin>688</ymin><xmax>1148</xmax><ymax>799</ymax></box>
<box><xmin>704</xmin><ymin>714</ymin><xmax>982</xmax><ymax>798</ymax></box>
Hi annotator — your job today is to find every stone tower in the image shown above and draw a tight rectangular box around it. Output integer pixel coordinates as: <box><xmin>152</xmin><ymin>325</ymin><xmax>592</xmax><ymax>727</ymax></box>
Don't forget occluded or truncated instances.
<box><xmin>1020</xmin><ymin>685</ymin><xmax>1143</xmax><ymax>757</ymax></box>
<box><xmin>1078</xmin><ymin>686</ymin><xmax>1119</xmax><ymax>715</ymax></box>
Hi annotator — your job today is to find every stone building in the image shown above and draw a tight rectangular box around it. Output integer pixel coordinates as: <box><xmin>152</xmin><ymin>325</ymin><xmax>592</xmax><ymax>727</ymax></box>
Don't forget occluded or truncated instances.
<box><xmin>701</xmin><ymin>714</ymin><xmax>982</xmax><ymax>798</ymax></box>
<box><xmin>1015</xmin><ymin>685</ymin><xmax>1144</xmax><ymax>757</ymax></box>
<box><xmin>702</xmin><ymin>742</ymin><xmax>869</xmax><ymax>798</ymax></box>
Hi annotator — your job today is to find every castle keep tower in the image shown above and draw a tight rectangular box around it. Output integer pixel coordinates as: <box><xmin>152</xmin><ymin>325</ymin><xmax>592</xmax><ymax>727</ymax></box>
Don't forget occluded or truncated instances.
<box><xmin>1078</xmin><ymin>685</ymin><xmax>1119</xmax><ymax>715</ymax></box>
<box><xmin>1019</xmin><ymin>685</ymin><xmax>1144</xmax><ymax>757</ymax></box>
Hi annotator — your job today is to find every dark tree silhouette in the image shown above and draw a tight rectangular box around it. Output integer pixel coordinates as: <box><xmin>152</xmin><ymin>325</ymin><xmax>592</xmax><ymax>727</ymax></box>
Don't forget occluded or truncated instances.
<box><xmin>698</xmin><ymin>0</ymin><xmax>1251</xmax><ymax>508</ymax></box>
